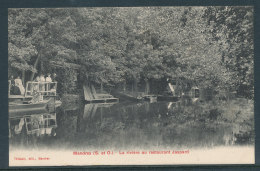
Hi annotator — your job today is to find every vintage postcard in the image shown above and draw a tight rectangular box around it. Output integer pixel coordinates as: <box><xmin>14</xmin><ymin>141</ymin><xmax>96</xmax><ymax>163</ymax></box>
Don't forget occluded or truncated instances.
<box><xmin>8</xmin><ymin>6</ymin><xmax>254</xmax><ymax>166</ymax></box>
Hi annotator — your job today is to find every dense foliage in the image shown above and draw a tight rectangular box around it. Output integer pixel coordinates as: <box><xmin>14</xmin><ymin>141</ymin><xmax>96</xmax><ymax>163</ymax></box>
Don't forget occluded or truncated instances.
<box><xmin>8</xmin><ymin>7</ymin><xmax>253</xmax><ymax>97</ymax></box>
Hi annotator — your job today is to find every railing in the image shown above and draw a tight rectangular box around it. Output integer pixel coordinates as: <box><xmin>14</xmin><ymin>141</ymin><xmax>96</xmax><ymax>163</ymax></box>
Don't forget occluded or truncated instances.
<box><xmin>25</xmin><ymin>81</ymin><xmax>57</xmax><ymax>97</ymax></box>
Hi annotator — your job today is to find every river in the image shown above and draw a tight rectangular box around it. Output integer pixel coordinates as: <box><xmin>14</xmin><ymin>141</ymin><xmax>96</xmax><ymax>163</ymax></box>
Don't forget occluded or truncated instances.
<box><xmin>9</xmin><ymin>97</ymin><xmax>254</xmax><ymax>151</ymax></box>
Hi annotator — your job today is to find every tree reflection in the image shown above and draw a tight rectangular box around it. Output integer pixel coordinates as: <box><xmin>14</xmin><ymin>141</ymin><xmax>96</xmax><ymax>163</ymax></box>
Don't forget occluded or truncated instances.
<box><xmin>10</xmin><ymin>97</ymin><xmax>254</xmax><ymax>150</ymax></box>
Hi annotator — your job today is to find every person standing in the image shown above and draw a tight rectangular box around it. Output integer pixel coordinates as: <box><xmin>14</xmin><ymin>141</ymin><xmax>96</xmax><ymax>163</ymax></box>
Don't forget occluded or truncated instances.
<box><xmin>46</xmin><ymin>74</ymin><xmax>52</xmax><ymax>82</ymax></box>
<box><xmin>34</xmin><ymin>76</ymin><xmax>40</xmax><ymax>82</ymax></box>
<box><xmin>52</xmin><ymin>73</ymin><xmax>57</xmax><ymax>82</ymax></box>
<box><xmin>45</xmin><ymin>73</ymin><xmax>52</xmax><ymax>95</ymax></box>
<box><xmin>14</xmin><ymin>76</ymin><xmax>25</xmax><ymax>95</ymax></box>
<box><xmin>39</xmin><ymin>74</ymin><xmax>46</xmax><ymax>95</ymax></box>
<box><xmin>39</xmin><ymin>74</ymin><xmax>46</xmax><ymax>82</ymax></box>
<box><xmin>32</xmin><ymin>76</ymin><xmax>40</xmax><ymax>94</ymax></box>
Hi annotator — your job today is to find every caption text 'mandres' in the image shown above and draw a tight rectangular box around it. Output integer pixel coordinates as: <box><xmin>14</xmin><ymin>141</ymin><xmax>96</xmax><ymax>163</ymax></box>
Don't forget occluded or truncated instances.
<box><xmin>13</xmin><ymin>150</ymin><xmax>190</xmax><ymax>161</ymax></box>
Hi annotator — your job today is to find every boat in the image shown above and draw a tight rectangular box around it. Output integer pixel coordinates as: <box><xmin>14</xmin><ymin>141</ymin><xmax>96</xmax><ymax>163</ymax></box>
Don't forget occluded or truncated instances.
<box><xmin>9</xmin><ymin>98</ymin><xmax>55</xmax><ymax>118</ymax></box>
<box><xmin>8</xmin><ymin>81</ymin><xmax>61</xmax><ymax>118</ymax></box>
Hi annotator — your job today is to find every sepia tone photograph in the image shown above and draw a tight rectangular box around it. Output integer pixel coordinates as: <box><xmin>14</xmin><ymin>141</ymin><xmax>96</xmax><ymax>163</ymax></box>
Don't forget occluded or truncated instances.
<box><xmin>8</xmin><ymin>6</ymin><xmax>254</xmax><ymax>166</ymax></box>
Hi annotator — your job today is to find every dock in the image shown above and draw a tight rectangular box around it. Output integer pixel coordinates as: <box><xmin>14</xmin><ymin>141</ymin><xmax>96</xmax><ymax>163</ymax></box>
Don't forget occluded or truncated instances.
<box><xmin>83</xmin><ymin>84</ymin><xmax>119</xmax><ymax>103</ymax></box>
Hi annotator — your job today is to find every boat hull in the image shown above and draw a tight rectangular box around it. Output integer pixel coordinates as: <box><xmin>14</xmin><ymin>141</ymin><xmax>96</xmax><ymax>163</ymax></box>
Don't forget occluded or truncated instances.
<box><xmin>9</xmin><ymin>99</ymin><xmax>55</xmax><ymax>118</ymax></box>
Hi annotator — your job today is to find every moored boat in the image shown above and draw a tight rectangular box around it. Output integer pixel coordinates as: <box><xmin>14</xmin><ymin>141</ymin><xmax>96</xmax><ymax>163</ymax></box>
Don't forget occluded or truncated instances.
<box><xmin>9</xmin><ymin>98</ymin><xmax>55</xmax><ymax>118</ymax></box>
<box><xmin>8</xmin><ymin>81</ymin><xmax>61</xmax><ymax>118</ymax></box>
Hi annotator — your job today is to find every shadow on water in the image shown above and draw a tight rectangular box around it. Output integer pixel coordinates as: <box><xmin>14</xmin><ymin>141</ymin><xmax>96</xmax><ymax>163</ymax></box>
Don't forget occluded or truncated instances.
<box><xmin>9</xmin><ymin>97</ymin><xmax>254</xmax><ymax>150</ymax></box>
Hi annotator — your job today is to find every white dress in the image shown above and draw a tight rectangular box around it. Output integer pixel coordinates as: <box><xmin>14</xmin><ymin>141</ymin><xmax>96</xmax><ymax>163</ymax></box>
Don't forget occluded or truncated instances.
<box><xmin>45</xmin><ymin>76</ymin><xmax>52</xmax><ymax>82</ymax></box>
<box><xmin>39</xmin><ymin>76</ymin><xmax>45</xmax><ymax>82</ymax></box>
<box><xmin>39</xmin><ymin>76</ymin><xmax>46</xmax><ymax>92</ymax></box>
<box><xmin>14</xmin><ymin>78</ymin><xmax>25</xmax><ymax>95</ymax></box>
<box><xmin>45</xmin><ymin>76</ymin><xmax>52</xmax><ymax>92</ymax></box>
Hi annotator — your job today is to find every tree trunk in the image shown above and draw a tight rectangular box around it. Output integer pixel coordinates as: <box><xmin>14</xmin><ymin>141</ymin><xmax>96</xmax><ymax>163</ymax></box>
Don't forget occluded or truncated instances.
<box><xmin>40</xmin><ymin>60</ymin><xmax>43</xmax><ymax>74</ymax></box>
<box><xmin>134</xmin><ymin>78</ymin><xmax>138</xmax><ymax>93</ymax></box>
<box><xmin>131</xmin><ymin>82</ymin><xmax>134</xmax><ymax>95</ymax></box>
<box><xmin>30</xmin><ymin>53</ymin><xmax>41</xmax><ymax>81</ymax></box>
<box><xmin>132</xmin><ymin>78</ymin><xmax>138</xmax><ymax>97</ymax></box>
<box><xmin>22</xmin><ymin>70</ymin><xmax>25</xmax><ymax>86</ymax></box>
<box><xmin>145</xmin><ymin>79</ymin><xmax>150</xmax><ymax>95</ymax></box>
<box><xmin>123</xmin><ymin>81</ymin><xmax>126</xmax><ymax>92</ymax></box>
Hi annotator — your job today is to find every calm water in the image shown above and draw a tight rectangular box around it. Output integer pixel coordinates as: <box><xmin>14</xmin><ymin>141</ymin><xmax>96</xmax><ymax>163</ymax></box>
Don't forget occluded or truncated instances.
<box><xmin>9</xmin><ymin>98</ymin><xmax>254</xmax><ymax>150</ymax></box>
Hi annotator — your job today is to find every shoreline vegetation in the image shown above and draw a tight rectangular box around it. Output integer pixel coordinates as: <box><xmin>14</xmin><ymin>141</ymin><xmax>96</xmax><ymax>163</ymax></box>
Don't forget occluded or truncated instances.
<box><xmin>8</xmin><ymin>7</ymin><xmax>253</xmax><ymax>100</ymax></box>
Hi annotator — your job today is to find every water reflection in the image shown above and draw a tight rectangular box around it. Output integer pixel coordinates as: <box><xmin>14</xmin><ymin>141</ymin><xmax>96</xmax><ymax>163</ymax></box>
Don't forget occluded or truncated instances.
<box><xmin>10</xmin><ymin>113</ymin><xmax>57</xmax><ymax>137</ymax></box>
<box><xmin>9</xmin><ymin>113</ymin><xmax>57</xmax><ymax>148</ymax></box>
<box><xmin>9</xmin><ymin>98</ymin><xmax>254</xmax><ymax>150</ymax></box>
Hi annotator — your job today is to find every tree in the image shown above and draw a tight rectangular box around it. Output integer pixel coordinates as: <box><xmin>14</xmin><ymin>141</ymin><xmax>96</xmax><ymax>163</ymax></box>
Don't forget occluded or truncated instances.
<box><xmin>204</xmin><ymin>6</ymin><xmax>254</xmax><ymax>97</ymax></box>
<box><xmin>8</xmin><ymin>7</ymin><xmax>254</xmax><ymax>97</ymax></box>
